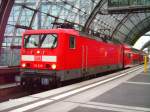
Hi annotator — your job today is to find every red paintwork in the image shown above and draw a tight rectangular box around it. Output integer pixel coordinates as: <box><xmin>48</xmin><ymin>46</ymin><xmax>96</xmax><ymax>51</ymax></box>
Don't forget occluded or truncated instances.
<box><xmin>61</xmin><ymin>33</ymin><xmax>123</xmax><ymax>70</ymax></box>
<box><xmin>132</xmin><ymin>52</ymin><xmax>140</xmax><ymax>64</ymax></box>
<box><xmin>21</xmin><ymin>29</ymin><xmax>146</xmax><ymax>73</ymax></box>
<box><xmin>21</xmin><ymin>29</ymin><xmax>123</xmax><ymax>71</ymax></box>
<box><xmin>123</xmin><ymin>44</ymin><xmax>145</xmax><ymax>68</ymax></box>
<box><xmin>139</xmin><ymin>51</ymin><xmax>145</xmax><ymax>63</ymax></box>
<box><xmin>123</xmin><ymin>44</ymin><xmax>133</xmax><ymax>68</ymax></box>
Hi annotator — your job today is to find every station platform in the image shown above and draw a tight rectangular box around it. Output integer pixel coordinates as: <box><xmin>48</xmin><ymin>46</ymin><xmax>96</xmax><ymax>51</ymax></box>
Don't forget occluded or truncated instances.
<box><xmin>0</xmin><ymin>65</ymin><xmax>150</xmax><ymax>112</ymax></box>
<box><xmin>0</xmin><ymin>66</ymin><xmax>20</xmax><ymax>85</ymax></box>
<box><xmin>0</xmin><ymin>83</ymin><xmax>19</xmax><ymax>89</ymax></box>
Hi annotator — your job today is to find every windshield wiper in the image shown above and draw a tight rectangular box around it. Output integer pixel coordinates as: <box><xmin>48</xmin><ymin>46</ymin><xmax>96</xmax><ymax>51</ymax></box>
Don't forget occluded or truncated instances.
<box><xmin>51</xmin><ymin>35</ymin><xmax>57</xmax><ymax>48</ymax></box>
<box><xmin>39</xmin><ymin>34</ymin><xmax>47</xmax><ymax>47</ymax></box>
<box><xmin>24</xmin><ymin>35</ymin><xmax>31</xmax><ymax>47</ymax></box>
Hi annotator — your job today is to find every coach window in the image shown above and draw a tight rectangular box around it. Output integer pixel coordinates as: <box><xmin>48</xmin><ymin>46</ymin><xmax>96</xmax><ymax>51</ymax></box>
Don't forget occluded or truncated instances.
<box><xmin>128</xmin><ymin>53</ymin><xmax>131</xmax><ymax>58</ymax></box>
<box><xmin>69</xmin><ymin>35</ymin><xmax>76</xmax><ymax>49</ymax></box>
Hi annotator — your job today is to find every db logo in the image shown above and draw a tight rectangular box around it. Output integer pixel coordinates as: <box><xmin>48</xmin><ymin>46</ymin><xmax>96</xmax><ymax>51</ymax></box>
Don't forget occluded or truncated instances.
<box><xmin>34</xmin><ymin>56</ymin><xmax>41</xmax><ymax>61</ymax></box>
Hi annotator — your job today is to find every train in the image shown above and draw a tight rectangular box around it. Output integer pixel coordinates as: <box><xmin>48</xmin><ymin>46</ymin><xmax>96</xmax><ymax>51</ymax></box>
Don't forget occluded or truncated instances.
<box><xmin>20</xmin><ymin>24</ymin><xmax>147</xmax><ymax>87</ymax></box>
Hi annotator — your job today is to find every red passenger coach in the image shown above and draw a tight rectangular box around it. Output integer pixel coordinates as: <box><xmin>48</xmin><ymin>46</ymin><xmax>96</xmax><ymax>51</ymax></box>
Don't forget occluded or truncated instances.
<box><xmin>20</xmin><ymin>28</ymin><xmax>124</xmax><ymax>86</ymax></box>
<box><xmin>139</xmin><ymin>51</ymin><xmax>146</xmax><ymax>64</ymax></box>
<box><xmin>123</xmin><ymin>44</ymin><xmax>146</xmax><ymax>68</ymax></box>
<box><xmin>132</xmin><ymin>48</ymin><xmax>141</xmax><ymax>65</ymax></box>
<box><xmin>123</xmin><ymin>45</ymin><xmax>134</xmax><ymax>68</ymax></box>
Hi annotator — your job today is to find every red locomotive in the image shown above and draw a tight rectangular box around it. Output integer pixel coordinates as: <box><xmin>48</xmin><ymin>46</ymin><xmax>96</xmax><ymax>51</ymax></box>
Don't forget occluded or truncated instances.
<box><xmin>20</xmin><ymin>25</ymin><xmax>146</xmax><ymax>86</ymax></box>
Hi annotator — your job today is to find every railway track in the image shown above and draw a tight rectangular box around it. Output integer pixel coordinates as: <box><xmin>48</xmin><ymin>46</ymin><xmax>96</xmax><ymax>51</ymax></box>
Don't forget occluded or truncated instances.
<box><xmin>0</xmin><ymin>65</ymin><xmax>143</xmax><ymax>103</ymax></box>
<box><xmin>0</xmin><ymin>84</ymin><xmax>51</xmax><ymax>103</ymax></box>
<box><xmin>0</xmin><ymin>85</ymin><xmax>22</xmax><ymax>103</ymax></box>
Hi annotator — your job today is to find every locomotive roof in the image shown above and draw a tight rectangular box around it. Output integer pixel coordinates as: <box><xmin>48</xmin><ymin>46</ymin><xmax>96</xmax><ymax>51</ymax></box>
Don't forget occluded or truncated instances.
<box><xmin>23</xmin><ymin>28</ymin><xmax>79</xmax><ymax>36</ymax></box>
<box><xmin>23</xmin><ymin>28</ymin><xmax>121</xmax><ymax>44</ymax></box>
<box><xmin>23</xmin><ymin>28</ymin><xmax>108</xmax><ymax>42</ymax></box>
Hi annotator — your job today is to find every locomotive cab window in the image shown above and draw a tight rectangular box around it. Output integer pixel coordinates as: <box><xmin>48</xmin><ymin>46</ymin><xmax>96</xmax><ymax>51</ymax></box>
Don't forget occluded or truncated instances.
<box><xmin>69</xmin><ymin>36</ymin><xmax>76</xmax><ymax>49</ymax></box>
<box><xmin>24</xmin><ymin>34</ymin><xmax>57</xmax><ymax>48</ymax></box>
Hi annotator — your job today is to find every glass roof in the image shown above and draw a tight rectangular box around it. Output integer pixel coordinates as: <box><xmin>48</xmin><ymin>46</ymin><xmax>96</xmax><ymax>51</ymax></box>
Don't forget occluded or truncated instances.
<box><xmin>2</xmin><ymin>0</ymin><xmax>150</xmax><ymax>66</ymax></box>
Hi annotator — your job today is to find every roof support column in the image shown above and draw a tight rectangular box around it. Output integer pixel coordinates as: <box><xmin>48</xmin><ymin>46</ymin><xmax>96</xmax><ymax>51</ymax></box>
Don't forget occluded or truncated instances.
<box><xmin>0</xmin><ymin>0</ymin><xmax>14</xmax><ymax>53</ymax></box>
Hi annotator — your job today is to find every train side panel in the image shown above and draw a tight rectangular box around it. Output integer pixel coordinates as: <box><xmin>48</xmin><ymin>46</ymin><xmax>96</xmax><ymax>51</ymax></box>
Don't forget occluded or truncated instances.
<box><xmin>60</xmin><ymin>34</ymin><xmax>123</xmax><ymax>81</ymax></box>
<box><xmin>123</xmin><ymin>45</ymin><xmax>134</xmax><ymax>68</ymax></box>
<box><xmin>21</xmin><ymin>29</ymin><xmax>144</xmax><ymax>86</ymax></box>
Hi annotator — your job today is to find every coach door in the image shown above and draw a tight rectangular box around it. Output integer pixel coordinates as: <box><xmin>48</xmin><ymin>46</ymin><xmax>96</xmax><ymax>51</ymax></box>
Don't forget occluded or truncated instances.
<box><xmin>82</xmin><ymin>45</ymin><xmax>88</xmax><ymax>75</ymax></box>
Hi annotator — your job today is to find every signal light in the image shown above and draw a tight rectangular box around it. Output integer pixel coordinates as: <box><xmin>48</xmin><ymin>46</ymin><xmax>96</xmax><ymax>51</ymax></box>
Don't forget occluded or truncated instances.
<box><xmin>51</xmin><ymin>64</ymin><xmax>56</xmax><ymax>70</ymax></box>
<box><xmin>22</xmin><ymin>63</ymin><xmax>26</xmax><ymax>68</ymax></box>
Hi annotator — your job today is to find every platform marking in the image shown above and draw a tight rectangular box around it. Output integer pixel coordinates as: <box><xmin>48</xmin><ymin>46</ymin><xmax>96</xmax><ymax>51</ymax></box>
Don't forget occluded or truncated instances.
<box><xmin>126</xmin><ymin>81</ymin><xmax>150</xmax><ymax>85</ymax></box>
<box><xmin>80</xmin><ymin>102</ymin><xmax>150</xmax><ymax>112</ymax></box>
<box><xmin>0</xmin><ymin>83</ymin><xmax>18</xmax><ymax>89</ymax></box>
<box><xmin>51</xmin><ymin>67</ymin><xmax>142</xmax><ymax>100</ymax></box>
<box><xmin>9</xmin><ymin>99</ymin><xmax>53</xmax><ymax>112</ymax></box>
<box><xmin>9</xmin><ymin>67</ymin><xmax>142</xmax><ymax>112</ymax></box>
<box><xmin>88</xmin><ymin>101</ymin><xmax>150</xmax><ymax>111</ymax></box>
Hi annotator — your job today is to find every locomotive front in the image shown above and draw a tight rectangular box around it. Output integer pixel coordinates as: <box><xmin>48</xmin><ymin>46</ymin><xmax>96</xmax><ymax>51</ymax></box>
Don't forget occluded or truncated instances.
<box><xmin>20</xmin><ymin>30</ymin><xmax>60</xmax><ymax>86</ymax></box>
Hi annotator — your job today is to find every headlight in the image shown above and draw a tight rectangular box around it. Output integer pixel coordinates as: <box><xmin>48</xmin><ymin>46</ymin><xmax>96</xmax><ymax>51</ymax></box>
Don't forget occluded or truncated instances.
<box><xmin>37</xmin><ymin>50</ymin><xmax>40</xmax><ymax>54</ymax></box>
<box><xmin>51</xmin><ymin>64</ymin><xmax>56</xmax><ymax>70</ymax></box>
<box><xmin>22</xmin><ymin>63</ymin><xmax>26</xmax><ymax>68</ymax></box>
